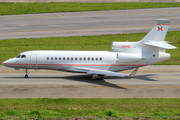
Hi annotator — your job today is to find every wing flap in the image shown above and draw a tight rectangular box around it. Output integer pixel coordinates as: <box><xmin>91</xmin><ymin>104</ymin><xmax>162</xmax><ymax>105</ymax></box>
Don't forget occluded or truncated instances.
<box><xmin>68</xmin><ymin>67</ymin><xmax>128</xmax><ymax>77</ymax></box>
<box><xmin>145</xmin><ymin>41</ymin><xmax>177</xmax><ymax>49</ymax></box>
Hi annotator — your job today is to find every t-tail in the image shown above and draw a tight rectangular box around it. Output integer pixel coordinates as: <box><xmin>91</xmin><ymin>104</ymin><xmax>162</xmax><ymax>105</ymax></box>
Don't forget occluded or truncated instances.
<box><xmin>112</xmin><ymin>19</ymin><xmax>177</xmax><ymax>65</ymax></box>
<box><xmin>140</xmin><ymin>19</ymin><xmax>177</xmax><ymax>49</ymax></box>
<box><xmin>141</xmin><ymin>19</ymin><xmax>170</xmax><ymax>42</ymax></box>
<box><xmin>140</xmin><ymin>19</ymin><xmax>177</xmax><ymax>64</ymax></box>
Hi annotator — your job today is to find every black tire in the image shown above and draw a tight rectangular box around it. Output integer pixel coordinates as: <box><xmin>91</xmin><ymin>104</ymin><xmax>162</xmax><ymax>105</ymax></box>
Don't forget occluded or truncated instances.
<box><xmin>25</xmin><ymin>75</ymin><xmax>28</xmax><ymax>78</ymax></box>
<box><xmin>97</xmin><ymin>75</ymin><xmax>103</xmax><ymax>80</ymax></box>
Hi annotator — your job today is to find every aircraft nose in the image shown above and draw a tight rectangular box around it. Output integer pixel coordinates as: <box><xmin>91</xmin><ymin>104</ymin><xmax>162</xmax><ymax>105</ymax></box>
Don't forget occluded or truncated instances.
<box><xmin>2</xmin><ymin>60</ymin><xmax>8</xmax><ymax>66</ymax></box>
<box><xmin>2</xmin><ymin>58</ymin><xmax>13</xmax><ymax>66</ymax></box>
<box><xmin>2</xmin><ymin>58</ymin><xmax>17</xmax><ymax>68</ymax></box>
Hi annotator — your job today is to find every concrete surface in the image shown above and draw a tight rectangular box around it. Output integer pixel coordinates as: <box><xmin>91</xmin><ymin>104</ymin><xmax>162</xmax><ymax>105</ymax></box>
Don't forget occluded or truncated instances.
<box><xmin>0</xmin><ymin>65</ymin><xmax>180</xmax><ymax>98</ymax></box>
<box><xmin>1</xmin><ymin>0</ymin><xmax>180</xmax><ymax>3</ymax></box>
<box><xmin>0</xmin><ymin>7</ymin><xmax>180</xmax><ymax>40</ymax></box>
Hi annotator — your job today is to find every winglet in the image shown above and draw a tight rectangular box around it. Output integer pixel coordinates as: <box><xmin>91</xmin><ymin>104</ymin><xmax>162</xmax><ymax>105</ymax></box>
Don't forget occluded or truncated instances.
<box><xmin>129</xmin><ymin>67</ymin><xmax>139</xmax><ymax>76</ymax></box>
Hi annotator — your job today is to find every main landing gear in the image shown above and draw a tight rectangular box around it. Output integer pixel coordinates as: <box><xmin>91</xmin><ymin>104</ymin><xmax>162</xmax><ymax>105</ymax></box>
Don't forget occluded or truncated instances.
<box><xmin>24</xmin><ymin>69</ymin><xmax>29</xmax><ymax>78</ymax></box>
<box><xmin>97</xmin><ymin>75</ymin><xmax>104</xmax><ymax>80</ymax></box>
<box><xmin>92</xmin><ymin>74</ymin><xmax>104</xmax><ymax>80</ymax></box>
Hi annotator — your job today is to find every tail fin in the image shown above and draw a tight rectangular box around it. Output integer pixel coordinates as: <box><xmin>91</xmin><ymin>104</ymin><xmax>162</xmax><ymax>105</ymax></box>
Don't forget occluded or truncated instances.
<box><xmin>141</xmin><ymin>19</ymin><xmax>177</xmax><ymax>49</ymax></box>
<box><xmin>141</xmin><ymin>19</ymin><xmax>170</xmax><ymax>42</ymax></box>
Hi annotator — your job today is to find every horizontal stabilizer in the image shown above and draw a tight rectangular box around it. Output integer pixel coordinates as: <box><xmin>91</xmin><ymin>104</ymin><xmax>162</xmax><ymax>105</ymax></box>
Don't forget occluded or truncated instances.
<box><xmin>145</xmin><ymin>41</ymin><xmax>177</xmax><ymax>49</ymax></box>
<box><xmin>68</xmin><ymin>67</ymin><xmax>128</xmax><ymax>77</ymax></box>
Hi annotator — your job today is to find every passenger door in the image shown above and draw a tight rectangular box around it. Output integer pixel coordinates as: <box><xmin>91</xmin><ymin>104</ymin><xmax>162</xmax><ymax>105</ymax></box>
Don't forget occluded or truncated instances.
<box><xmin>30</xmin><ymin>54</ymin><xmax>37</xmax><ymax>68</ymax></box>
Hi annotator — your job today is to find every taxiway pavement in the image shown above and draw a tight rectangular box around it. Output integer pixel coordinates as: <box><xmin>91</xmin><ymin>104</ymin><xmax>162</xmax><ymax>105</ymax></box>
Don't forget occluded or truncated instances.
<box><xmin>0</xmin><ymin>65</ymin><xmax>180</xmax><ymax>98</ymax></box>
<box><xmin>0</xmin><ymin>7</ymin><xmax>180</xmax><ymax>40</ymax></box>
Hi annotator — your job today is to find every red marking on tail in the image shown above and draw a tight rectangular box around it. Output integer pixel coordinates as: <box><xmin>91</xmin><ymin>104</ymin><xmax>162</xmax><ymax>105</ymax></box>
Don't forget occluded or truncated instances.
<box><xmin>158</xmin><ymin>27</ymin><xmax>163</xmax><ymax>31</ymax></box>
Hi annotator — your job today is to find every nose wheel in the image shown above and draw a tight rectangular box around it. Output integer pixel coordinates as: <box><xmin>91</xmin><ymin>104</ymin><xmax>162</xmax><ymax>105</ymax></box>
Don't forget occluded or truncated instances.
<box><xmin>25</xmin><ymin>75</ymin><xmax>28</xmax><ymax>78</ymax></box>
<box><xmin>24</xmin><ymin>69</ymin><xmax>29</xmax><ymax>78</ymax></box>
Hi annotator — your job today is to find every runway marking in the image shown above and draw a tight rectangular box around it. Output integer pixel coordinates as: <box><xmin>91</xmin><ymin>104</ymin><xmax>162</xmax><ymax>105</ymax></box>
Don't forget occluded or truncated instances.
<box><xmin>0</xmin><ymin>15</ymin><xmax>60</xmax><ymax>21</ymax></box>
<box><xmin>159</xmin><ymin>77</ymin><xmax>180</xmax><ymax>78</ymax></box>
<box><xmin>0</xmin><ymin>24</ymin><xmax>180</xmax><ymax>35</ymax></box>
<box><xmin>126</xmin><ymin>87</ymin><xmax>180</xmax><ymax>89</ymax></box>
<box><xmin>0</xmin><ymin>25</ymin><xmax>153</xmax><ymax>34</ymax></box>
<box><xmin>1</xmin><ymin>86</ymin><xmax>180</xmax><ymax>89</ymax></box>
<box><xmin>1</xmin><ymin>8</ymin><xmax>180</xmax><ymax>21</ymax></box>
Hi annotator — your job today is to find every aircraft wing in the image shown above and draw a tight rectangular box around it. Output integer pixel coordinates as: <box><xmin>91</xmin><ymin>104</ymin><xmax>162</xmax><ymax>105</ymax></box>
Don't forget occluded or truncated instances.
<box><xmin>67</xmin><ymin>67</ymin><xmax>128</xmax><ymax>77</ymax></box>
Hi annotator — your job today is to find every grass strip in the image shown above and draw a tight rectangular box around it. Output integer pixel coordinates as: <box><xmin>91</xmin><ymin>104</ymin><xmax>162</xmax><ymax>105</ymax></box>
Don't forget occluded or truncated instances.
<box><xmin>0</xmin><ymin>98</ymin><xmax>180</xmax><ymax>119</ymax></box>
<box><xmin>0</xmin><ymin>31</ymin><xmax>179</xmax><ymax>65</ymax></box>
<box><xmin>0</xmin><ymin>2</ymin><xmax>180</xmax><ymax>15</ymax></box>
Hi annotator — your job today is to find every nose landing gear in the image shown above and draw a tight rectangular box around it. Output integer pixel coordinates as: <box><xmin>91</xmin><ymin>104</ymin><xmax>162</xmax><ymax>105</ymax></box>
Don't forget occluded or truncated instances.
<box><xmin>25</xmin><ymin>75</ymin><xmax>28</xmax><ymax>78</ymax></box>
<box><xmin>24</xmin><ymin>69</ymin><xmax>29</xmax><ymax>78</ymax></box>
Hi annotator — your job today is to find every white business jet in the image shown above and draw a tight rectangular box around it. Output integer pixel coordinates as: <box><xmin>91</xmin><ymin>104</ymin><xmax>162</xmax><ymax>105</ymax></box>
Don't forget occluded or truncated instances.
<box><xmin>2</xmin><ymin>19</ymin><xmax>177</xmax><ymax>79</ymax></box>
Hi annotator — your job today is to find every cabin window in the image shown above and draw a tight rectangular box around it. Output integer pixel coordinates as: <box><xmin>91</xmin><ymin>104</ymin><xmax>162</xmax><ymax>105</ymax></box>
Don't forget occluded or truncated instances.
<box><xmin>63</xmin><ymin>57</ymin><xmax>65</xmax><ymax>60</ymax></box>
<box><xmin>71</xmin><ymin>57</ymin><xmax>73</xmax><ymax>60</ymax></box>
<box><xmin>51</xmin><ymin>57</ymin><xmax>53</xmax><ymax>60</ymax></box>
<box><xmin>96</xmin><ymin>57</ymin><xmax>98</xmax><ymax>61</ymax></box>
<box><xmin>55</xmin><ymin>57</ymin><xmax>57</xmax><ymax>60</ymax></box>
<box><xmin>88</xmin><ymin>57</ymin><xmax>90</xmax><ymax>60</ymax></box>
<box><xmin>100</xmin><ymin>57</ymin><xmax>102</xmax><ymax>61</ymax></box>
<box><xmin>21</xmin><ymin>55</ymin><xmax>26</xmax><ymax>58</ymax></box>
<box><xmin>67</xmin><ymin>57</ymin><xmax>69</xmax><ymax>60</ymax></box>
<box><xmin>84</xmin><ymin>57</ymin><xmax>86</xmax><ymax>60</ymax></box>
<box><xmin>47</xmin><ymin>57</ymin><xmax>49</xmax><ymax>60</ymax></box>
<box><xmin>75</xmin><ymin>57</ymin><xmax>77</xmax><ymax>60</ymax></box>
<box><xmin>59</xmin><ymin>57</ymin><xmax>61</xmax><ymax>60</ymax></box>
<box><xmin>92</xmin><ymin>57</ymin><xmax>94</xmax><ymax>61</ymax></box>
<box><xmin>79</xmin><ymin>57</ymin><xmax>82</xmax><ymax>60</ymax></box>
<box><xmin>16</xmin><ymin>55</ymin><xmax>21</xmax><ymax>58</ymax></box>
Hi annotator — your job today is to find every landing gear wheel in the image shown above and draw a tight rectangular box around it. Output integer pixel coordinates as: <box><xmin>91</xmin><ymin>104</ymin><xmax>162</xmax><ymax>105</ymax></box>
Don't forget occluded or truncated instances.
<box><xmin>97</xmin><ymin>75</ymin><xmax>104</xmax><ymax>80</ymax></box>
<box><xmin>24</xmin><ymin>69</ymin><xmax>29</xmax><ymax>78</ymax></box>
<box><xmin>25</xmin><ymin>75</ymin><xmax>28</xmax><ymax>78</ymax></box>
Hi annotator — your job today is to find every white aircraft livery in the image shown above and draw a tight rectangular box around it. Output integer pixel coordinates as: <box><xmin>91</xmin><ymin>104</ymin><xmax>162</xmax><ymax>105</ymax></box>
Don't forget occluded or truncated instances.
<box><xmin>2</xmin><ymin>19</ymin><xmax>177</xmax><ymax>79</ymax></box>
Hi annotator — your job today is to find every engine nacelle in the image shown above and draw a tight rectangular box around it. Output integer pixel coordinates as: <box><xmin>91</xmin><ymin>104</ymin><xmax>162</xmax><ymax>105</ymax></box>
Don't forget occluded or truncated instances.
<box><xmin>117</xmin><ymin>53</ymin><xmax>142</xmax><ymax>63</ymax></box>
<box><xmin>112</xmin><ymin>42</ymin><xmax>141</xmax><ymax>53</ymax></box>
<box><xmin>112</xmin><ymin>42</ymin><xmax>130</xmax><ymax>52</ymax></box>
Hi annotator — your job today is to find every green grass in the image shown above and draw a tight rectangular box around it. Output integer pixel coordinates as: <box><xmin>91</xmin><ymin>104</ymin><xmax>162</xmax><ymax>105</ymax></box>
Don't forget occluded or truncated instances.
<box><xmin>0</xmin><ymin>31</ymin><xmax>180</xmax><ymax>65</ymax></box>
<box><xmin>0</xmin><ymin>98</ymin><xmax>180</xmax><ymax>119</ymax></box>
<box><xmin>0</xmin><ymin>2</ymin><xmax>180</xmax><ymax>15</ymax></box>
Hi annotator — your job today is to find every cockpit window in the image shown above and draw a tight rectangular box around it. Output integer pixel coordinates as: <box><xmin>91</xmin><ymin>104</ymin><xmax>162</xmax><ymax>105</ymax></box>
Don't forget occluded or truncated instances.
<box><xmin>21</xmin><ymin>55</ymin><xmax>26</xmax><ymax>58</ymax></box>
<box><xmin>16</xmin><ymin>55</ymin><xmax>21</xmax><ymax>58</ymax></box>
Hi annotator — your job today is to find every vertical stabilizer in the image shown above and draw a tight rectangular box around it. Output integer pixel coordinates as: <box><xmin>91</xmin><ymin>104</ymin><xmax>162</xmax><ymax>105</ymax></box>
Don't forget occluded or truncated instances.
<box><xmin>141</xmin><ymin>19</ymin><xmax>170</xmax><ymax>42</ymax></box>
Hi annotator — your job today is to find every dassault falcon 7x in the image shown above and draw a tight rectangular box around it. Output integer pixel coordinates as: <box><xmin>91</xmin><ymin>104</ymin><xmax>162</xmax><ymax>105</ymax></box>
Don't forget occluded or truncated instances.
<box><xmin>2</xmin><ymin>19</ymin><xmax>177</xmax><ymax>79</ymax></box>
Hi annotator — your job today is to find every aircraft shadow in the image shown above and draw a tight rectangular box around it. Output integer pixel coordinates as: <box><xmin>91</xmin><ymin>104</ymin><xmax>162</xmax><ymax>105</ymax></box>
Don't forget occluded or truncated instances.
<box><xmin>1</xmin><ymin>74</ymin><xmax>158</xmax><ymax>89</ymax></box>
<box><xmin>2</xmin><ymin>74</ymin><xmax>126</xmax><ymax>89</ymax></box>
<box><xmin>63</xmin><ymin>74</ymin><xmax>127</xmax><ymax>89</ymax></box>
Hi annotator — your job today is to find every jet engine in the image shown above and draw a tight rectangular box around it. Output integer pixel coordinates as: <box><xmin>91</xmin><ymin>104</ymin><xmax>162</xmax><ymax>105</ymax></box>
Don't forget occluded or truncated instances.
<box><xmin>112</xmin><ymin>42</ymin><xmax>141</xmax><ymax>53</ymax></box>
